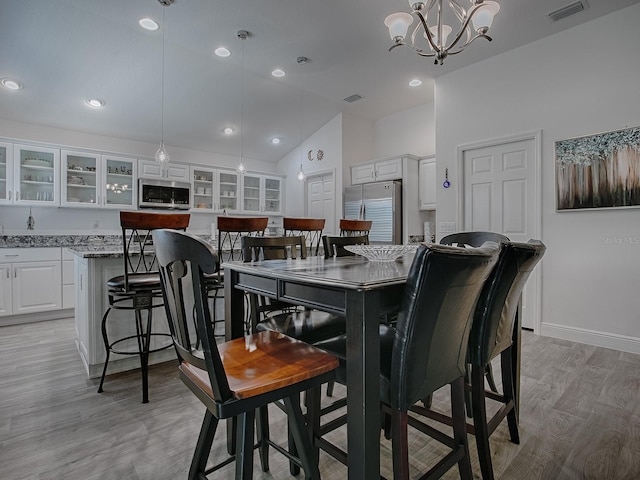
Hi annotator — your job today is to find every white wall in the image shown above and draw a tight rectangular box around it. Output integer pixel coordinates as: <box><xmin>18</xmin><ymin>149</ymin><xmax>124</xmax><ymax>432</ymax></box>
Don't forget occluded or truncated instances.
<box><xmin>277</xmin><ymin>114</ymin><xmax>344</xmax><ymax>231</ymax></box>
<box><xmin>0</xmin><ymin>118</ymin><xmax>277</xmax><ymax>235</ymax></box>
<box><xmin>435</xmin><ymin>4</ymin><xmax>640</xmax><ymax>352</ymax></box>
<box><xmin>374</xmin><ymin>103</ymin><xmax>435</xmax><ymax>159</ymax></box>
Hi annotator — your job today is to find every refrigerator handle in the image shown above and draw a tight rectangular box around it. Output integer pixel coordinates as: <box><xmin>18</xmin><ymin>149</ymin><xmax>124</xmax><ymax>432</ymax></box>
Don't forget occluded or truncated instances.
<box><xmin>361</xmin><ymin>203</ymin><xmax>365</xmax><ymax>219</ymax></box>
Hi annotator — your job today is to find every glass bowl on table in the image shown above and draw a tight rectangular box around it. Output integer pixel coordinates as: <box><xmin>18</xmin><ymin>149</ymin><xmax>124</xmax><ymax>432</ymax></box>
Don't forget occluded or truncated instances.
<box><xmin>343</xmin><ymin>244</ymin><xmax>418</xmax><ymax>262</ymax></box>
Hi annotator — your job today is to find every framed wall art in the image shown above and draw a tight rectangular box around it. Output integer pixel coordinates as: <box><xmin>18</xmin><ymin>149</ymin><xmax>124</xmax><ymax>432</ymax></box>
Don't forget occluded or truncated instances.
<box><xmin>555</xmin><ymin>125</ymin><xmax>640</xmax><ymax>211</ymax></box>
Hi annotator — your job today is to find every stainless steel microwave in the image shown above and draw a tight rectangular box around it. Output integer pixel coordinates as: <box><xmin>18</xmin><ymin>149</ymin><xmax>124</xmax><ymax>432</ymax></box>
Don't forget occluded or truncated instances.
<box><xmin>138</xmin><ymin>178</ymin><xmax>191</xmax><ymax>210</ymax></box>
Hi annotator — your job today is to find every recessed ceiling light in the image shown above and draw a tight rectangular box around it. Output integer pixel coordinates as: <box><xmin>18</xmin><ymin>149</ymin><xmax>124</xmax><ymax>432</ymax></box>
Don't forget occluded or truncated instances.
<box><xmin>409</xmin><ymin>79</ymin><xmax>422</xmax><ymax>87</ymax></box>
<box><xmin>1</xmin><ymin>78</ymin><xmax>23</xmax><ymax>90</ymax></box>
<box><xmin>271</xmin><ymin>137</ymin><xmax>281</xmax><ymax>145</ymax></box>
<box><xmin>215</xmin><ymin>47</ymin><xmax>231</xmax><ymax>57</ymax></box>
<box><xmin>223</xmin><ymin>127</ymin><xmax>234</xmax><ymax>135</ymax></box>
<box><xmin>86</xmin><ymin>98</ymin><xmax>105</xmax><ymax>108</ymax></box>
<box><xmin>271</xmin><ymin>69</ymin><xmax>286</xmax><ymax>78</ymax></box>
<box><xmin>139</xmin><ymin>18</ymin><xmax>159</xmax><ymax>31</ymax></box>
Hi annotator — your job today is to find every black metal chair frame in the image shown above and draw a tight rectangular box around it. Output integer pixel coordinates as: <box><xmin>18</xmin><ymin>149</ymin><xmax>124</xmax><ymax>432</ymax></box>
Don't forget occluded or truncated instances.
<box><xmin>152</xmin><ymin>228</ymin><xmax>337</xmax><ymax>479</ymax></box>
<box><xmin>97</xmin><ymin>211</ymin><xmax>190</xmax><ymax>403</ymax></box>
<box><xmin>283</xmin><ymin>217</ymin><xmax>325</xmax><ymax>256</ymax></box>
<box><xmin>322</xmin><ymin>234</ymin><xmax>369</xmax><ymax>258</ymax></box>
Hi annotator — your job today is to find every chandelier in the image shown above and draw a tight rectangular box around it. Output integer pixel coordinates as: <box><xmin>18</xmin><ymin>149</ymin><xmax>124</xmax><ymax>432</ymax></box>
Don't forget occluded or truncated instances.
<box><xmin>384</xmin><ymin>0</ymin><xmax>500</xmax><ymax>65</ymax></box>
<box><xmin>236</xmin><ymin>30</ymin><xmax>249</xmax><ymax>174</ymax></box>
<box><xmin>296</xmin><ymin>56</ymin><xmax>307</xmax><ymax>182</ymax></box>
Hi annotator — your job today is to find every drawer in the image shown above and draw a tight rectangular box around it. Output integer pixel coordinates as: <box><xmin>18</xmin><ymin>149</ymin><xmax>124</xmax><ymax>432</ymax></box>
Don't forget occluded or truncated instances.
<box><xmin>1</xmin><ymin>248</ymin><xmax>62</xmax><ymax>263</ymax></box>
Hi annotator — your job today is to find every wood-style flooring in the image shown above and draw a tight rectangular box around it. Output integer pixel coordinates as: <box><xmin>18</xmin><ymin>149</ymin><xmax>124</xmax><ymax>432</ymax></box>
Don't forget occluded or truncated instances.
<box><xmin>1</xmin><ymin>318</ymin><xmax>639</xmax><ymax>479</ymax></box>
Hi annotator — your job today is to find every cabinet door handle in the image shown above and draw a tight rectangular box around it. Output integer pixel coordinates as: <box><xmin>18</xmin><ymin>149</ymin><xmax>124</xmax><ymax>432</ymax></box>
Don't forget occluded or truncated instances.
<box><xmin>16</xmin><ymin>191</ymin><xmax>20</xmax><ymax>200</ymax></box>
<box><xmin>8</xmin><ymin>190</ymin><xmax>12</xmax><ymax>200</ymax></box>
<box><xmin>14</xmin><ymin>267</ymin><xmax>17</xmax><ymax>278</ymax></box>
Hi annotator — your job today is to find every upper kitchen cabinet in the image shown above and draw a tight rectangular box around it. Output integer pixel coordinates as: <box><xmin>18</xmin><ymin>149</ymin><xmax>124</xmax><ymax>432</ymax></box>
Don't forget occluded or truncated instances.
<box><xmin>191</xmin><ymin>166</ymin><xmax>216</xmax><ymax>212</ymax></box>
<box><xmin>0</xmin><ymin>142</ymin><xmax>14</xmax><ymax>204</ymax></box>
<box><xmin>241</xmin><ymin>173</ymin><xmax>283</xmax><ymax>215</ymax></box>
<box><xmin>102</xmin><ymin>156</ymin><xmax>136</xmax><ymax>209</ymax></box>
<box><xmin>218</xmin><ymin>169</ymin><xmax>240</xmax><ymax>214</ymax></box>
<box><xmin>351</xmin><ymin>156</ymin><xmax>406</xmax><ymax>185</ymax></box>
<box><xmin>13</xmin><ymin>144</ymin><xmax>60</xmax><ymax>206</ymax></box>
<box><xmin>61</xmin><ymin>152</ymin><xmax>136</xmax><ymax>209</ymax></box>
<box><xmin>138</xmin><ymin>158</ymin><xmax>189</xmax><ymax>181</ymax></box>
<box><xmin>419</xmin><ymin>156</ymin><xmax>436</xmax><ymax>210</ymax></box>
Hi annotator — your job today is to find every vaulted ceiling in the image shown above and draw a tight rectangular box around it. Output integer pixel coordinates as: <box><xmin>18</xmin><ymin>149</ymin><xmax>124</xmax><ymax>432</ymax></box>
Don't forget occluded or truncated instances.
<box><xmin>1</xmin><ymin>0</ymin><xmax>638</xmax><ymax>163</ymax></box>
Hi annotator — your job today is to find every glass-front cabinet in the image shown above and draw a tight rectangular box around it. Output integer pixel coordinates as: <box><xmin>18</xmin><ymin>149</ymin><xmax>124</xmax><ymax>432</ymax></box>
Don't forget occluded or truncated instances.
<box><xmin>218</xmin><ymin>169</ymin><xmax>240</xmax><ymax>213</ymax></box>
<box><xmin>14</xmin><ymin>144</ymin><xmax>60</xmax><ymax>206</ymax></box>
<box><xmin>60</xmin><ymin>152</ymin><xmax>135</xmax><ymax>208</ymax></box>
<box><xmin>241</xmin><ymin>174</ymin><xmax>282</xmax><ymax>214</ymax></box>
<box><xmin>0</xmin><ymin>142</ymin><xmax>14</xmax><ymax>204</ymax></box>
<box><xmin>191</xmin><ymin>166</ymin><xmax>216</xmax><ymax>212</ymax></box>
<box><xmin>103</xmin><ymin>156</ymin><xmax>136</xmax><ymax>209</ymax></box>
<box><xmin>61</xmin><ymin>150</ymin><xmax>100</xmax><ymax>207</ymax></box>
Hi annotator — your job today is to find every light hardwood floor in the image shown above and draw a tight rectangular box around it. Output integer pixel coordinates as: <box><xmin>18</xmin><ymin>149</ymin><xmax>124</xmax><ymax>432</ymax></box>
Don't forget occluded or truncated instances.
<box><xmin>1</xmin><ymin>318</ymin><xmax>639</xmax><ymax>479</ymax></box>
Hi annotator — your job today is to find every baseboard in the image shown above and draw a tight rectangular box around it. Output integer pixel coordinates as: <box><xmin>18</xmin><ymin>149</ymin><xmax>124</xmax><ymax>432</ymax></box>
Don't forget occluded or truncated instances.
<box><xmin>0</xmin><ymin>308</ymin><xmax>74</xmax><ymax>327</ymax></box>
<box><xmin>540</xmin><ymin>322</ymin><xmax>640</xmax><ymax>354</ymax></box>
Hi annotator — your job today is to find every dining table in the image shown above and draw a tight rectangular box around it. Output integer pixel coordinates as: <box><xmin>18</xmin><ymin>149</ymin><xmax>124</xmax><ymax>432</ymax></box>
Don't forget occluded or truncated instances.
<box><xmin>223</xmin><ymin>253</ymin><xmax>522</xmax><ymax>479</ymax></box>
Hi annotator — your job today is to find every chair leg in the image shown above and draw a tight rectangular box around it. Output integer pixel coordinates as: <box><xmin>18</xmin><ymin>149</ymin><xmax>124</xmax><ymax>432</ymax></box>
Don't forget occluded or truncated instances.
<box><xmin>288</xmin><ymin>392</ymin><xmax>301</xmax><ymax>476</ymax></box>
<box><xmin>284</xmin><ymin>395</ymin><xmax>321</xmax><ymax>480</ymax></box>
<box><xmin>464</xmin><ymin>363</ymin><xmax>473</xmax><ymax>418</ymax></box>
<box><xmin>501</xmin><ymin>347</ymin><xmax>520</xmax><ymax>444</ymax></box>
<box><xmin>451</xmin><ymin>377</ymin><xmax>473</xmax><ymax>480</ymax></box>
<box><xmin>189</xmin><ymin>410</ymin><xmax>218</xmax><ymax>480</ymax></box>
<box><xmin>256</xmin><ymin>406</ymin><xmax>270</xmax><ymax>472</ymax></box>
<box><xmin>471</xmin><ymin>364</ymin><xmax>495</xmax><ymax>480</ymax></box>
<box><xmin>390</xmin><ymin>409</ymin><xmax>410</xmax><ymax>480</ymax></box>
<box><xmin>97</xmin><ymin>307</ymin><xmax>112</xmax><ymax>393</ymax></box>
<box><xmin>235</xmin><ymin>409</ymin><xmax>256</xmax><ymax>480</ymax></box>
<box><xmin>135</xmin><ymin>307</ymin><xmax>152</xmax><ymax>404</ymax></box>
<box><xmin>326</xmin><ymin>380</ymin><xmax>335</xmax><ymax>397</ymax></box>
<box><xmin>305</xmin><ymin>386</ymin><xmax>322</xmax><ymax>465</ymax></box>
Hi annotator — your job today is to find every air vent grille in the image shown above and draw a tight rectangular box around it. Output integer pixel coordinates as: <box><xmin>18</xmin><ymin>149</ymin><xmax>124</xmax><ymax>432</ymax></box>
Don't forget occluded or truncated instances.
<box><xmin>548</xmin><ymin>1</ymin><xmax>587</xmax><ymax>22</ymax></box>
<box><xmin>343</xmin><ymin>94</ymin><xmax>362</xmax><ymax>103</ymax></box>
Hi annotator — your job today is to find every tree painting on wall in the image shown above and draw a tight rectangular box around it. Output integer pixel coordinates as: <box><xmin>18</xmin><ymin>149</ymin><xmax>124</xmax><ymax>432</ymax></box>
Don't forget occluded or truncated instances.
<box><xmin>556</xmin><ymin>126</ymin><xmax>640</xmax><ymax>211</ymax></box>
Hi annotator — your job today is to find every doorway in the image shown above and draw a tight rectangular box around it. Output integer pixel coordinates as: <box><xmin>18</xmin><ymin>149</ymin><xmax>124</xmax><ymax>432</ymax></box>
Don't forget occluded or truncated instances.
<box><xmin>458</xmin><ymin>131</ymin><xmax>542</xmax><ymax>330</ymax></box>
<box><xmin>306</xmin><ymin>170</ymin><xmax>335</xmax><ymax>235</ymax></box>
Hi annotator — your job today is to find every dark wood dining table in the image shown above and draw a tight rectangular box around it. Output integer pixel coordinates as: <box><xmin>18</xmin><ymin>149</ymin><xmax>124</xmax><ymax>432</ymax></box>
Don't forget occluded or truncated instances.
<box><xmin>223</xmin><ymin>254</ymin><xmax>522</xmax><ymax>479</ymax></box>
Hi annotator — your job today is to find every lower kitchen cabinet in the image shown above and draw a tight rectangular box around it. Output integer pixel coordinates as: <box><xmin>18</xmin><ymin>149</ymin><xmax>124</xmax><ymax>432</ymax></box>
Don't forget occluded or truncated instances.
<box><xmin>0</xmin><ymin>248</ymin><xmax>62</xmax><ymax>317</ymax></box>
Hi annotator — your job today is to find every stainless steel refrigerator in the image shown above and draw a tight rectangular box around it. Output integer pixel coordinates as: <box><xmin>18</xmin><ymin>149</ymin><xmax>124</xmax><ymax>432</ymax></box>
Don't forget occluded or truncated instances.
<box><xmin>344</xmin><ymin>180</ymin><xmax>402</xmax><ymax>244</ymax></box>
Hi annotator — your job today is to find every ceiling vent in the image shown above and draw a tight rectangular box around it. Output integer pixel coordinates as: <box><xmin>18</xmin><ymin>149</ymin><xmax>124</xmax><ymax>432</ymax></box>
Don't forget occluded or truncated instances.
<box><xmin>343</xmin><ymin>94</ymin><xmax>363</xmax><ymax>103</ymax></box>
<box><xmin>547</xmin><ymin>1</ymin><xmax>587</xmax><ymax>22</ymax></box>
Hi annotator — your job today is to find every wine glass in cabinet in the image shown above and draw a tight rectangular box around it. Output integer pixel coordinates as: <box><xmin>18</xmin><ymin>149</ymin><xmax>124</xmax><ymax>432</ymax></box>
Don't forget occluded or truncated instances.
<box><xmin>61</xmin><ymin>150</ymin><xmax>100</xmax><ymax>207</ymax></box>
<box><xmin>14</xmin><ymin>144</ymin><xmax>60</xmax><ymax>206</ymax></box>
<box><xmin>103</xmin><ymin>156</ymin><xmax>136</xmax><ymax>209</ymax></box>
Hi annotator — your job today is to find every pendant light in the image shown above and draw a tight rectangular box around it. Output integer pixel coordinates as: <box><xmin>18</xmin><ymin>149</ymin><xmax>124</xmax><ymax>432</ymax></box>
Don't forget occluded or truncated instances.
<box><xmin>296</xmin><ymin>56</ymin><xmax>307</xmax><ymax>182</ymax></box>
<box><xmin>236</xmin><ymin>30</ymin><xmax>248</xmax><ymax>174</ymax></box>
<box><xmin>155</xmin><ymin>0</ymin><xmax>174</xmax><ymax>165</ymax></box>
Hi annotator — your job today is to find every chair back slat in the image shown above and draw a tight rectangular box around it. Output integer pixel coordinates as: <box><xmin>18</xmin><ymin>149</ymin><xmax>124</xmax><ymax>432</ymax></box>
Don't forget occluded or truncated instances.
<box><xmin>389</xmin><ymin>242</ymin><xmax>500</xmax><ymax>411</ymax></box>
<box><xmin>322</xmin><ymin>234</ymin><xmax>369</xmax><ymax>257</ymax></box>
<box><xmin>152</xmin><ymin>229</ymin><xmax>233</xmax><ymax>403</ymax></box>
<box><xmin>440</xmin><ymin>231</ymin><xmax>509</xmax><ymax>247</ymax></box>
<box><xmin>119</xmin><ymin>211</ymin><xmax>190</xmax><ymax>291</ymax></box>
<box><xmin>242</xmin><ymin>235</ymin><xmax>307</xmax><ymax>262</ymax></box>
<box><xmin>283</xmin><ymin>217</ymin><xmax>325</xmax><ymax>256</ymax></box>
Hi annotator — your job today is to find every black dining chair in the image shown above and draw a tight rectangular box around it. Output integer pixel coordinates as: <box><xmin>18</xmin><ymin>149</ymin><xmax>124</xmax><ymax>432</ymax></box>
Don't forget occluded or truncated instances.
<box><xmin>152</xmin><ymin>228</ymin><xmax>338</xmax><ymax>480</ymax></box>
<box><xmin>312</xmin><ymin>242</ymin><xmax>501</xmax><ymax>479</ymax></box>
<box><xmin>416</xmin><ymin>239</ymin><xmax>546</xmax><ymax>480</ymax></box>
<box><xmin>322</xmin><ymin>234</ymin><xmax>369</xmax><ymax>257</ymax></box>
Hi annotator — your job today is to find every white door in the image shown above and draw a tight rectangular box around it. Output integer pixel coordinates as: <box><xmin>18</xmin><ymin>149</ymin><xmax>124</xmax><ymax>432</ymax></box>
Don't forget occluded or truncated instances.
<box><xmin>462</xmin><ymin>135</ymin><xmax>540</xmax><ymax>330</ymax></box>
<box><xmin>306</xmin><ymin>172</ymin><xmax>335</xmax><ymax>235</ymax></box>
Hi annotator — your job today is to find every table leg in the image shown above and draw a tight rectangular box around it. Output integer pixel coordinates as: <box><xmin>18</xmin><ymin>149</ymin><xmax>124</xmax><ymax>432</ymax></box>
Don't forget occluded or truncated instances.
<box><xmin>224</xmin><ymin>267</ymin><xmax>245</xmax><ymax>455</ymax></box>
<box><xmin>345</xmin><ymin>290</ymin><xmax>381</xmax><ymax>480</ymax></box>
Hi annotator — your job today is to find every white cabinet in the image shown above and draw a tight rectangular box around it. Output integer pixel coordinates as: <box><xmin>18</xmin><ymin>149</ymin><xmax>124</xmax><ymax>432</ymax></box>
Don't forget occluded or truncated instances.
<box><xmin>241</xmin><ymin>173</ymin><xmax>283</xmax><ymax>214</ymax></box>
<box><xmin>13</xmin><ymin>144</ymin><xmax>60</xmax><ymax>206</ymax></box>
<box><xmin>62</xmin><ymin>248</ymin><xmax>75</xmax><ymax>309</ymax></box>
<box><xmin>419</xmin><ymin>156</ymin><xmax>437</xmax><ymax>210</ymax></box>
<box><xmin>61</xmin><ymin>151</ymin><xmax>136</xmax><ymax>209</ymax></box>
<box><xmin>0</xmin><ymin>248</ymin><xmax>62</xmax><ymax>317</ymax></box>
<box><xmin>191</xmin><ymin>166</ymin><xmax>216</xmax><ymax>211</ymax></box>
<box><xmin>0</xmin><ymin>142</ymin><xmax>14</xmax><ymax>205</ymax></box>
<box><xmin>139</xmin><ymin>158</ymin><xmax>189</xmax><ymax>181</ymax></box>
<box><xmin>218</xmin><ymin>169</ymin><xmax>240</xmax><ymax>214</ymax></box>
<box><xmin>351</xmin><ymin>157</ymin><xmax>403</xmax><ymax>184</ymax></box>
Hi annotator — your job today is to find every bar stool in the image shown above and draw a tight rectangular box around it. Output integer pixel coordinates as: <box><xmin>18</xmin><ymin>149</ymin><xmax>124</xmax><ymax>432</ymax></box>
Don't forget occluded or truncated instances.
<box><xmin>283</xmin><ymin>217</ymin><xmax>325</xmax><ymax>255</ymax></box>
<box><xmin>339</xmin><ymin>218</ymin><xmax>372</xmax><ymax>237</ymax></box>
<box><xmin>97</xmin><ymin>211</ymin><xmax>190</xmax><ymax>403</ymax></box>
<box><xmin>203</xmin><ymin>216</ymin><xmax>268</xmax><ymax>336</ymax></box>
